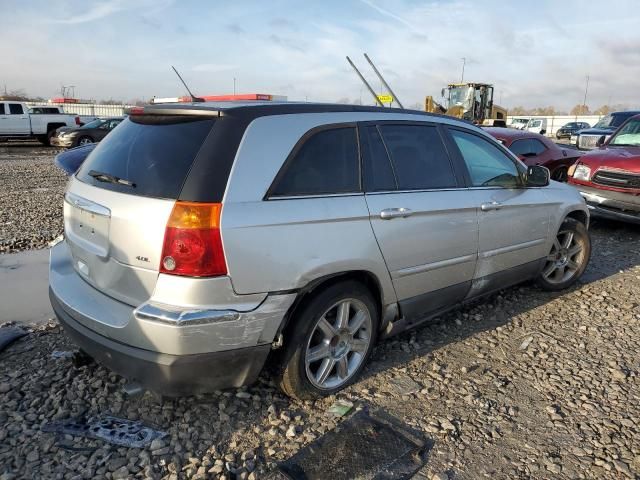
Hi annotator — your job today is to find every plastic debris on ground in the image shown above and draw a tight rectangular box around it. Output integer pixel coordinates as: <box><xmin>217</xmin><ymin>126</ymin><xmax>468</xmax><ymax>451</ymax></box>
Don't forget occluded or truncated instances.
<box><xmin>0</xmin><ymin>325</ymin><xmax>28</xmax><ymax>353</ymax></box>
<box><xmin>51</xmin><ymin>350</ymin><xmax>74</xmax><ymax>359</ymax></box>
<box><xmin>42</xmin><ymin>415</ymin><xmax>167</xmax><ymax>448</ymax></box>
<box><xmin>266</xmin><ymin>409</ymin><xmax>430</xmax><ymax>480</ymax></box>
<box><xmin>326</xmin><ymin>399</ymin><xmax>354</xmax><ymax>417</ymax></box>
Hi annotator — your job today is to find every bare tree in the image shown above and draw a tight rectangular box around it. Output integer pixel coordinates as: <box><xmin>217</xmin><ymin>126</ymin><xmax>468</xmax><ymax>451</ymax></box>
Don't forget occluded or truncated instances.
<box><xmin>570</xmin><ymin>104</ymin><xmax>590</xmax><ymax>115</ymax></box>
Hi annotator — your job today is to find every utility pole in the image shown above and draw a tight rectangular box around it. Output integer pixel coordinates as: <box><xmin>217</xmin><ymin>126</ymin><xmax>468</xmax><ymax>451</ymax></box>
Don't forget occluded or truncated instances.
<box><xmin>233</xmin><ymin>77</ymin><xmax>237</xmax><ymax>95</ymax></box>
<box><xmin>460</xmin><ymin>57</ymin><xmax>466</xmax><ymax>83</ymax></box>
<box><xmin>582</xmin><ymin>74</ymin><xmax>590</xmax><ymax>113</ymax></box>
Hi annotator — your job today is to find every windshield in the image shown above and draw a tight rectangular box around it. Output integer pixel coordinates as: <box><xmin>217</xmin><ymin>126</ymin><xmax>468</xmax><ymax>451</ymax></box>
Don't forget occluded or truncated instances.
<box><xmin>609</xmin><ymin>119</ymin><xmax>640</xmax><ymax>147</ymax></box>
<box><xmin>81</xmin><ymin>119</ymin><xmax>104</xmax><ymax>129</ymax></box>
<box><xmin>448</xmin><ymin>86</ymin><xmax>474</xmax><ymax>111</ymax></box>
<box><xmin>594</xmin><ymin>114</ymin><xmax>617</xmax><ymax>129</ymax></box>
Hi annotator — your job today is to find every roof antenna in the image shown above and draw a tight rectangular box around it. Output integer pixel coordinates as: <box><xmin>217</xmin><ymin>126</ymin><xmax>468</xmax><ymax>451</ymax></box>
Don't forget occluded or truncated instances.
<box><xmin>171</xmin><ymin>65</ymin><xmax>204</xmax><ymax>102</ymax></box>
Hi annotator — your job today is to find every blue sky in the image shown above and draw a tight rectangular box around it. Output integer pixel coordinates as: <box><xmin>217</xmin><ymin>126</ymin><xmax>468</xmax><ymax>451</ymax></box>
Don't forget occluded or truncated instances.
<box><xmin>2</xmin><ymin>0</ymin><xmax>640</xmax><ymax>110</ymax></box>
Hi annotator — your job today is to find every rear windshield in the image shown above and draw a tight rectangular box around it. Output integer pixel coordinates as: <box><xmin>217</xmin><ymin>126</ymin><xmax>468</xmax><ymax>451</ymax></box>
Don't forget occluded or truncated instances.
<box><xmin>76</xmin><ymin>116</ymin><xmax>215</xmax><ymax>199</ymax></box>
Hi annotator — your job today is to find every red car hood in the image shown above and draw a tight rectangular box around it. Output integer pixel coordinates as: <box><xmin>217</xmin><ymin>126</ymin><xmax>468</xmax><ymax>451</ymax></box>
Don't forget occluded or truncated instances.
<box><xmin>580</xmin><ymin>146</ymin><xmax>640</xmax><ymax>173</ymax></box>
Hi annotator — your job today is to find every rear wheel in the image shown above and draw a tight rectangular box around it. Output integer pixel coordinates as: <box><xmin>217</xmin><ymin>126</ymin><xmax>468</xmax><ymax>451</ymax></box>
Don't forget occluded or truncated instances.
<box><xmin>278</xmin><ymin>281</ymin><xmax>379</xmax><ymax>400</ymax></box>
<box><xmin>78</xmin><ymin>136</ymin><xmax>94</xmax><ymax>146</ymax></box>
<box><xmin>537</xmin><ymin>218</ymin><xmax>590</xmax><ymax>291</ymax></box>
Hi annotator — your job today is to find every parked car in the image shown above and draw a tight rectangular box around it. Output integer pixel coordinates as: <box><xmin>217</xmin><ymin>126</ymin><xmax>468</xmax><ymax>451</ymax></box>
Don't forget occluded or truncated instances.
<box><xmin>0</xmin><ymin>101</ymin><xmax>80</xmax><ymax>145</ymax></box>
<box><xmin>571</xmin><ymin>111</ymin><xmax>640</xmax><ymax>150</ymax></box>
<box><xmin>484</xmin><ymin>127</ymin><xmax>580</xmax><ymax>181</ymax></box>
<box><xmin>54</xmin><ymin>143</ymin><xmax>96</xmax><ymax>175</ymax></box>
<box><xmin>509</xmin><ymin>117</ymin><xmax>547</xmax><ymax>135</ymax></box>
<box><xmin>509</xmin><ymin>117</ymin><xmax>531</xmax><ymax>130</ymax></box>
<box><xmin>50</xmin><ymin>117</ymin><xmax>123</xmax><ymax>148</ymax></box>
<box><xmin>568</xmin><ymin>114</ymin><xmax>640</xmax><ymax>224</ymax></box>
<box><xmin>556</xmin><ymin>122</ymin><xmax>590</xmax><ymax>139</ymax></box>
<box><xmin>49</xmin><ymin>102</ymin><xmax>591</xmax><ymax>399</ymax></box>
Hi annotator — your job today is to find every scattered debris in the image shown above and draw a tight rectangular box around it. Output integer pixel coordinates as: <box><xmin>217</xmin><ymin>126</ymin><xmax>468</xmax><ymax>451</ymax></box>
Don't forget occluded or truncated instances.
<box><xmin>0</xmin><ymin>325</ymin><xmax>27</xmax><ymax>352</ymax></box>
<box><xmin>267</xmin><ymin>409</ymin><xmax>429</xmax><ymax>480</ymax></box>
<box><xmin>51</xmin><ymin>350</ymin><xmax>74</xmax><ymax>359</ymax></box>
<box><xmin>42</xmin><ymin>415</ymin><xmax>167</xmax><ymax>448</ymax></box>
<box><xmin>519</xmin><ymin>336</ymin><xmax>534</xmax><ymax>351</ymax></box>
<box><xmin>326</xmin><ymin>399</ymin><xmax>354</xmax><ymax>418</ymax></box>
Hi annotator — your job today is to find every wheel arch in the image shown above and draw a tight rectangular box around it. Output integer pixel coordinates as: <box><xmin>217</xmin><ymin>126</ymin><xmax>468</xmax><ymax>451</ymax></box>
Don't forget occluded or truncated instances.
<box><xmin>565</xmin><ymin>209</ymin><xmax>589</xmax><ymax>228</ymax></box>
<box><xmin>277</xmin><ymin>270</ymin><xmax>390</xmax><ymax>342</ymax></box>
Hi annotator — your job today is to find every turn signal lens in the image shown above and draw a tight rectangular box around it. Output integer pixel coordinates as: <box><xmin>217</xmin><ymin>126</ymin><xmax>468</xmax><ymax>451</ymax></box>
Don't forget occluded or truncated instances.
<box><xmin>160</xmin><ymin>202</ymin><xmax>227</xmax><ymax>277</ymax></box>
<box><xmin>568</xmin><ymin>163</ymin><xmax>577</xmax><ymax>177</ymax></box>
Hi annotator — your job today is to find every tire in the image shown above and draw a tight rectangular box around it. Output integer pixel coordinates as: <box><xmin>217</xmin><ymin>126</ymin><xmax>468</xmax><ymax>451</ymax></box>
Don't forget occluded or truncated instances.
<box><xmin>278</xmin><ymin>281</ymin><xmax>379</xmax><ymax>400</ymax></box>
<box><xmin>78</xmin><ymin>136</ymin><xmax>94</xmax><ymax>146</ymax></box>
<box><xmin>551</xmin><ymin>167</ymin><xmax>568</xmax><ymax>182</ymax></box>
<box><xmin>537</xmin><ymin>218</ymin><xmax>590</xmax><ymax>291</ymax></box>
<box><xmin>37</xmin><ymin>135</ymin><xmax>49</xmax><ymax>146</ymax></box>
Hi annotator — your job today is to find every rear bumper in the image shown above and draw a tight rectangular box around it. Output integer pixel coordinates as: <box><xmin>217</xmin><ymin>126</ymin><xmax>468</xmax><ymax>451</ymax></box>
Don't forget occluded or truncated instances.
<box><xmin>51</xmin><ymin>289</ymin><xmax>270</xmax><ymax>396</ymax></box>
<box><xmin>574</xmin><ymin>184</ymin><xmax>640</xmax><ymax>224</ymax></box>
<box><xmin>49</xmin><ymin>240</ymin><xmax>296</xmax><ymax>394</ymax></box>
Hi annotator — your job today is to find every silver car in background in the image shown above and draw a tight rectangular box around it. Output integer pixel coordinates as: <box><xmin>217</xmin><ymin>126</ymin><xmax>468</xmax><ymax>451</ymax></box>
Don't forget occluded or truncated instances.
<box><xmin>49</xmin><ymin>102</ymin><xmax>591</xmax><ymax>399</ymax></box>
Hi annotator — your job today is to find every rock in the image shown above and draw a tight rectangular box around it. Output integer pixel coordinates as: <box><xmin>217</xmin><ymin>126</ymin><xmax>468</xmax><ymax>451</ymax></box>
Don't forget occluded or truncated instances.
<box><xmin>112</xmin><ymin>466</ymin><xmax>130</xmax><ymax>479</ymax></box>
<box><xmin>150</xmin><ymin>438</ymin><xmax>166</xmax><ymax>451</ymax></box>
<box><xmin>0</xmin><ymin>383</ymin><xmax>10</xmax><ymax>394</ymax></box>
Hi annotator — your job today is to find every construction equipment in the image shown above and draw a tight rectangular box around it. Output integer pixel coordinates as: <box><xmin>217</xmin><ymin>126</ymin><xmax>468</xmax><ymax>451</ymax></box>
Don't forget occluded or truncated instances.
<box><xmin>425</xmin><ymin>82</ymin><xmax>507</xmax><ymax>126</ymax></box>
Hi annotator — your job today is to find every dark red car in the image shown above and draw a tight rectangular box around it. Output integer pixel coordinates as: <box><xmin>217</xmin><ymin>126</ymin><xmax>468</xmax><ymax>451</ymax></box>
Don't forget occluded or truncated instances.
<box><xmin>484</xmin><ymin>127</ymin><xmax>581</xmax><ymax>182</ymax></box>
<box><xmin>568</xmin><ymin>114</ymin><xmax>640</xmax><ymax>224</ymax></box>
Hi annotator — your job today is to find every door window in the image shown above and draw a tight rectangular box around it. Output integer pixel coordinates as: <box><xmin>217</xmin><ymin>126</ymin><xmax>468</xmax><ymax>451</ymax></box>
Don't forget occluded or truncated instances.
<box><xmin>8</xmin><ymin>104</ymin><xmax>24</xmax><ymax>115</ymax></box>
<box><xmin>0</xmin><ymin>104</ymin><xmax>4</xmax><ymax>115</ymax></box>
<box><xmin>377</xmin><ymin>124</ymin><xmax>457</xmax><ymax>190</ymax></box>
<box><xmin>270</xmin><ymin>127</ymin><xmax>360</xmax><ymax>196</ymax></box>
<box><xmin>509</xmin><ymin>138</ymin><xmax>547</xmax><ymax>157</ymax></box>
<box><xmin>361</xmin><ymin>125</ymin><xmax>396</xmax><ymax>191</ymax></box>
<box><xmin>450</xmin><ymin>129</ymin><xmax>522</xmax><ymax>188</ymax></box>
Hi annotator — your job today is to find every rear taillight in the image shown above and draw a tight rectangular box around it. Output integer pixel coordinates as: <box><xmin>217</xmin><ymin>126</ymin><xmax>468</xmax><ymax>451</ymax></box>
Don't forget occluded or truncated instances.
<box><xmin>160</xmin><ymin>202</ymin><xmax>227</xmax><ymax>277</ymax></box>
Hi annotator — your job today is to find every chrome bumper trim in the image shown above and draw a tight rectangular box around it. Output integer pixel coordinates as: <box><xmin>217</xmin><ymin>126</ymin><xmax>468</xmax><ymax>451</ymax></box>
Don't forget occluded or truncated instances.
<box><xmin>134</xmin><ymin>302</ymin><xmax>241</xmax><ymax>326</ymax></box>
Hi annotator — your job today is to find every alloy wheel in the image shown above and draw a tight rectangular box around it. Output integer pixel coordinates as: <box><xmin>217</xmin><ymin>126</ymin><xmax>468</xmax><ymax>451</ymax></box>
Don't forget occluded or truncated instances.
<box><xmin>79</xmin><ymin>138</ymin><xmax>93</xmax><ymax>145</ymax></box>
<box><xmin>542</xmin><ymin>229</ymin><xmax>586</xmax><ymax>284</ymax></box>
<box><xmin>304</xmin><ymin>298</ymin><xmax>372</xmax><ymax>390</ymax></box>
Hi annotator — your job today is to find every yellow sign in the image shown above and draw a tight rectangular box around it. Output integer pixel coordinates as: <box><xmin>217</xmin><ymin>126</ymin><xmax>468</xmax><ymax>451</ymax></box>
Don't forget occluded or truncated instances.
<box><xmin>377</xmin><ymin>94</ymin><xmax>393</xmax><ymax>104</ymax></box>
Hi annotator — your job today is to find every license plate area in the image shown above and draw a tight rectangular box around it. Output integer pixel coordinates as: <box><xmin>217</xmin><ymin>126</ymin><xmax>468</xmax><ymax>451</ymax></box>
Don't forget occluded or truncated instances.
<box><xmin>64</xmin><ymin>192</ymin><xmax>111</xmax><ymax>258</ymax></box>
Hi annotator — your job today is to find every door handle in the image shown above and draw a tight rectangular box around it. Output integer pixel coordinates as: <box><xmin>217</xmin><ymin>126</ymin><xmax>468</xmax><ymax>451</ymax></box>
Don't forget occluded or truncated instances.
<box><xmin>380</xmin><ymin>207</ymin><xmax>413</xmax><ymax>220</ymax></box>
<box><xmin>480</xmin><ymin>201</ymin><xmax>502</xmax><ymax>211</ymax></box>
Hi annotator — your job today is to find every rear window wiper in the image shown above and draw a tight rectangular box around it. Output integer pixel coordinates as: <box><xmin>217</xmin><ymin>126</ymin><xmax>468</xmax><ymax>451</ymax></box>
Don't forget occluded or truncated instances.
<box><xmin>88</xmin><ymin>170</ymin><xmax>136</xmax><ymax>188</ymax></box>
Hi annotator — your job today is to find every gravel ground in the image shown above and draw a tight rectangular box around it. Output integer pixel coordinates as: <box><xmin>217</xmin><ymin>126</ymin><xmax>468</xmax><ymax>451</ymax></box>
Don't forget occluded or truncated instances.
<box><xmin>0</xmin><ymin>145</ymin><xmax>639</xmax><ymax>480</ymax></box>
<box><xmin>0</xmin><ymin>143</ymin><xmax>67</xmax><ymax>254</ymax></box>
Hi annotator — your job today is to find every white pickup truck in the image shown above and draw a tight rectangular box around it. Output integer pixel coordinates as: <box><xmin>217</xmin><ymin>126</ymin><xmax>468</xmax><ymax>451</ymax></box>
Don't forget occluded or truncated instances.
<box><xmin>0</xmin><ymin>101</ymin><xmax>80</xmax><ymax>145</ymax></box>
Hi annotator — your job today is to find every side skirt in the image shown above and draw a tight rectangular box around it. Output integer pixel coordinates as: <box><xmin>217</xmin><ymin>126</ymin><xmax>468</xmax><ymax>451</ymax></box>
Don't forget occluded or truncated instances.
<box><xmin>382</xmin><ymin>258</ymin><xmax>545</xmax><ymax>339</ymax></box>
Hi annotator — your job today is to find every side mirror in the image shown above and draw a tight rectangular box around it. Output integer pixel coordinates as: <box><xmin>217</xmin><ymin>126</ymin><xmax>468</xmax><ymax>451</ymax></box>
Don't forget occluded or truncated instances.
<box><xmin>526</xmin><ymin>165</ymin><xmax>550</xmax><ymax>187</ymax></box>
<box><xmin>596</xmin><ymin>135</ymin><xmax>606</xmax><ymax>147</ymax></box>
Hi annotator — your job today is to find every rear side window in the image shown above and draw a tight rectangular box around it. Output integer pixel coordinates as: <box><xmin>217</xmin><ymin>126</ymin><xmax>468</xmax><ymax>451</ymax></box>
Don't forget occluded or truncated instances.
<box><xmin>270</xmin><ymin>127</ymin><xmax>359</xmax><ymax>197</ymax></box>
<box><xmin>8</xmin><ymin>104</ymin><xmax>23</xmax><ymax>114</ymax></box>
<box><xmin>361</xmin><ymin>125</ymin><xmax>396</xmax><ymax>192</ymax></box>
<box><xmin>76</xmin><ymin>116</ymin><xmax>215</xmax><ymax>199</ymax></box>
<box><xmin>0</xmin><ymin>104</ymin><xmax>4</xmax><ymax>115</ymax></box>
<box><xmin>378</xmin><ymin>124</ymin><xmax>457</xmax><ymax>190</ymax></box>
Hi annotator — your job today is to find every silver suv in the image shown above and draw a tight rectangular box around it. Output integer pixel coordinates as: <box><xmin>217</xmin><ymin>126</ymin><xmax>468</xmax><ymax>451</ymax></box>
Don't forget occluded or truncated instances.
<box><xmin>49</xmin><ymin>102</ymin><xmax>591</xmax><ymax>399</ymax></box>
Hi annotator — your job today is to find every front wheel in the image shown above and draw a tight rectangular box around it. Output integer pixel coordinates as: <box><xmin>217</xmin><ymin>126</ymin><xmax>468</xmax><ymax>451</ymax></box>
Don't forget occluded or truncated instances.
<box><xmin>278</xmin><ymin>281</ymin><xmax>379</xmax><ymax>400</ymax></box>
<box><xmin>551</xmin><ymin>167</ymin><xmax>568</xmax><ymax>182</ymax></box>
<box><xmin>78</xmin><ymin>136</ymin><xmax>94</xmax><ymax>146</ymax></box>
<box><xmin>537</xmin><ymin>218</ymin><xmax>590</xmax><ymax>291</ymax></box>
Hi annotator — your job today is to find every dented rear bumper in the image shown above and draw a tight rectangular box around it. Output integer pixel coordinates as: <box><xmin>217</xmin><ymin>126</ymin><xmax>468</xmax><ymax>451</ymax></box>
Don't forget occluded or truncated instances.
<box><xmin>49</xmin><ymin>240</ymin><xmax>296</xmax><ymax>394</ymax></box>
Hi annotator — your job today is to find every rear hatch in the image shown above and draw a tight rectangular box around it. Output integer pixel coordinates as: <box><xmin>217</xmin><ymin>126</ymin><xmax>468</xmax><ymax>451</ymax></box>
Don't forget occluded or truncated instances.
<box><xmin>65</xmin><ymin>113</ymin><xmax>217</xmax><ymax>306</ymax></box>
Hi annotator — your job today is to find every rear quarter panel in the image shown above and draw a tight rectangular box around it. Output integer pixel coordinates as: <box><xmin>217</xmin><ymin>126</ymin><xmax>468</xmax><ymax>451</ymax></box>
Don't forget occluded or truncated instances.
<box><xmin>221</xmin><ymin>113</ymin><xmax>400</xmax><ymax>304</ymax></box>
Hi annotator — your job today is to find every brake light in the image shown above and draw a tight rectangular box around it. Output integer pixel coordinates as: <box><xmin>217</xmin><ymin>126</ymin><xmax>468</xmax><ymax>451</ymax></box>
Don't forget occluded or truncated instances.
<box><xmin>129</xmin><ymin>106</ymin><xmax>145</xmax><ymax>115</ymax></box>
<box><xmin>160</xmin><ymin>202</ymin><xmax>227</xmax><ymax>277</ymax></box>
